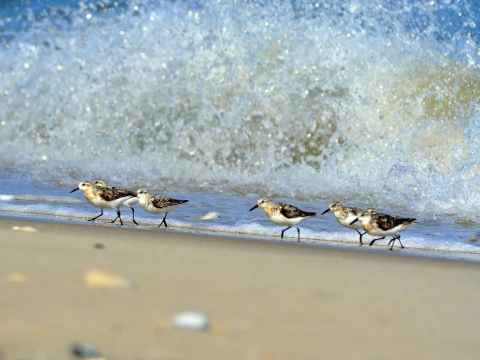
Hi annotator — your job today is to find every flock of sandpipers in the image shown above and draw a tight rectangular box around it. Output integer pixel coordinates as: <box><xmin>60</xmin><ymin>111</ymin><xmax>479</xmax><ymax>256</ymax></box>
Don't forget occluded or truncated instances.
<box><xmin>71</xmin><ymin>179</ymin><xmax>417</xmax><ymax>251</ymax></box>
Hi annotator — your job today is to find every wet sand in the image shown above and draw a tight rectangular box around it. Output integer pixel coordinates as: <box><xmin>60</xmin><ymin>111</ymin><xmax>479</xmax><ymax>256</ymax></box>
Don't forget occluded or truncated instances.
<box><xmin>0</xmin><ymin>217</ymin><xmax>480</xmax><ymax>360</ymax></box>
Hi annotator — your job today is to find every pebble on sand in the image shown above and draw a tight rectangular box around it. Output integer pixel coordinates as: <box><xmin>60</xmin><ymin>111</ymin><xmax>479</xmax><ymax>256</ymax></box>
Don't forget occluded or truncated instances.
<box><xmin>84</xmin><ymin>269</ymin><xmax>134</xmax><ymax>290</ymax></box>
<box><xmin>12</xmin><ymin>226</ymin><xmax>38</xmax><ymax>232</ymax></box>
<box><xmin>70</xmin><ymin>343</ymin><xmax>105</xmax><ymax>359</ymax></box>
<box><xmin>171</xmin><ymin>311</ymin><xmax>211</xmax><ymax>331</ymax></box>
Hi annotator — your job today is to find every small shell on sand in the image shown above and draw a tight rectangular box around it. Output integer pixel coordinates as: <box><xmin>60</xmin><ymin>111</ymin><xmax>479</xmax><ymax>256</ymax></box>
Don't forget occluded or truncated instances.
<box><xmin>84</xmin><ymin>269</ymin><xmax>134</xmax><ymax>290</ymax></box>
<box><xmin>171</xmin><ymin>311</ymin><xmax>211</xmax><ymax>331</ymax></box>
<box><xmin>468</xmin><ymin>235</ymin><xmax>478</xmax><ymax>243</ymax></box>
<box><xmin>12</xmin><ymin>226</ymin><xmax>38</xmax><ymax>232</ymax></box>
<box><xmin>194</xmin><ymin>212</ymin><xmax>221</xmax><ymax>220</ymax></box>
<box><xmin>7</xmin><ymin>273</ymin><xmax>27</xmax><ymax>282</ymax></box>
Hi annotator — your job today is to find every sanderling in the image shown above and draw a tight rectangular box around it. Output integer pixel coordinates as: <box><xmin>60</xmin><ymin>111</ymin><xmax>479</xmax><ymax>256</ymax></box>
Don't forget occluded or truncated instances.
<box><xmin>92</xmin><ymin>178</ymin><xmax>139</xmax><ymax>225</ymax></box>
<box><xmin>321</xmin><ymin>202</ymin><xmax>377</xmax><ymax>245</ymax></box>
<box><xmin>136</xmin><ymin>189</ymin><xmax>188</xmax><ymax>227</ymax></box>
<box><xmin>70</xmin><ymin>181</ymin><xmax>135</xmax><ymax>225</ymax></box>
<box><xmin>350</xmin><ymin>211</ymin><xmax>417</xmax><ymax>250</ymax></box>
<box><xmin>250</xmin><ymin>198</ymin><xmax>316</xmax><ymax>242</ymax></box>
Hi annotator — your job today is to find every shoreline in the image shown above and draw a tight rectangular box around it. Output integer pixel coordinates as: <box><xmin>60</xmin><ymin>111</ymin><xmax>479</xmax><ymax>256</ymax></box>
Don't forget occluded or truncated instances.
<box><xmin>1</xmin><ymin>210</ymin><xmax>479</xmax><ymax>264</ymax></box>
<box><xmin>0</xmin><ymin>216</ymin><xmax>480</xmax><ymax>359</ymax></box>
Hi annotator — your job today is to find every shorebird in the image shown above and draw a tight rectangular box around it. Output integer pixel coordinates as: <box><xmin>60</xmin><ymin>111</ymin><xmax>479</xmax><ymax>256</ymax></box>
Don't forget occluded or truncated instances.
<box><xmin>322</xmin><ymin>201</ymin><xmax>377</xmax><ymax>245</ymax></box>
<box><xmin>136</xmin><ymin>189</ymin><xmax>188</xmax><ymax>227</ymax></box>
<box><xmin>70</xmin><ymin>181</ymin><xmax>135</xmax><ymax>225</ymax></box>
<box><xmin>250</xmin><ymin>198</ymin><xmax>316</xmax><ymax>242</ymax></box>
<box><xmin>350</xmin><ymin>211</ymin><xmax>417</xmax><ymax>250</ymax></box>
<box><xmin>92</xmin><ymin>178</ymin><xmax>139</xmax><ymax>225</ymax></box>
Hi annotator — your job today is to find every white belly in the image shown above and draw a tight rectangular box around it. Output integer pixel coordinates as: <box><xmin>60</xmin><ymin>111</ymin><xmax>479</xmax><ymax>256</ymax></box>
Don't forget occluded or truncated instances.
<box><xmin>89</xmin><ymin>196</ymin><xmax>133</xmax><ymax>210</ymax></box>
<box><xmin>268</xmin><ymin>213</ymin><xmax>308</xmax><ymax>227</ymax></box>
<box><xmin>122</xmin><ymin>197</ymin><xmax>139</xmax><ymax>207</ymax></box>
<box><xmin>366</xmin><ymin>224</ymin><xmax>411</xmax><ymax>237</ymax></box>
<box><xmin>142</xmin><ymin>203</ymin><xmax>179</xmax><ymax>215</ymax></box>
<box><xmin>337</xmin><ymin>216</ymin><xmax>362</xmax><ymax>230</ymax></box>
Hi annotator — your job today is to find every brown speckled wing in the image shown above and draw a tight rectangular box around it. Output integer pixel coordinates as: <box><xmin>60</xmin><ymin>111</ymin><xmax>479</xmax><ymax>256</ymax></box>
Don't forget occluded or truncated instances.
<box><xmin>152</xmin><ymin>196</ymin><xmax>188</xmax><ymax>208</ymax></box>
<box><xmin>377</xmin><ymin>216</ymin><xmax>416</xmax><ymax>231</ymax></box>
<box><xmin>351</xmin><ymin>207</ymin><xmax>363</xmax><ymax>216</ymax></box>
<box><xmin>98</xmin><ymin>189</ymin><xmax>125</xmax><ymax>201</ymax></box>
<box><xmin>280</xmin><ymin>203</ymin><xmax>315</xmax><ymax>219</ymax></box>
<box><xmin>111</xmin><ymin>186</ymin><xmax>136</xmax><ymax>197</ymax></box>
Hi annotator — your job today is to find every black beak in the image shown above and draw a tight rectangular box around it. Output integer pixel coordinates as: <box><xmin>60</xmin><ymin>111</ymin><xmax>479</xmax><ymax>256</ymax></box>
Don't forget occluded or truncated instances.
<box><xmin>321</xmin><ymin>208</ymin><xmax>330</xmax><ymax>215</ymax></box>
<box><xmin>250</xmin><ymin>204</ymin><xmax>259</xmax><ymax>211</ymax></box>
<box><xmin>350</xmin><ymin>218</ymin><xmax>359</xmax><ymax>226</ymax></box>
<box><xmin>70</xmin><ymin>187</ymin><xmax>80</xmax><ymax>193</ymax></box>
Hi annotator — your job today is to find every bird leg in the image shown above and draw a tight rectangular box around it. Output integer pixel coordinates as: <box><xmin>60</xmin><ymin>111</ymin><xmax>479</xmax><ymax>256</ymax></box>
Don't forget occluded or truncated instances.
<box><xmin>88</xmin><ymin>210</ymin><xmax>104</xmax><ymax>222</ymax></box>
<box><xmin>388</xmin><ymin>235</ymin><xmax>404</xmax><ymax>250</ymax></box>
<box><xmin>397</xmin><ymin>235</ymin><xmax>405</xmax><ymax>249</ymax></box>
<box><xmin>356</xmin><ymin>229</ymin><xmax>366</xmax><ymax>246</ymax></box>
<box><xmin>388</xmin><ymin>237</ymin><xmax>396</xmax><ymax>250</ymax></box>
<box><xmin>110</xmin><ymin>210</ymin><xmax>123</xmax><ymax>225</ymax></box>
<box><xmin>281</xmin><ymin>226</ymin><xmax>292</xmax><ymax>240</ymax></box>
<box><xmin>369</xmin><ymin>236</ymin><xmax>385</xmax><ymax>246</ymax></box>
<box><xmin>130</xmin><ymin>207</ymin><xmax>138</xmax><ymax>225</ymax></box>
<box><xmin>159</xmin><ymin>213</ymin><xmax>169</xmax><ymax>228</ymax></box>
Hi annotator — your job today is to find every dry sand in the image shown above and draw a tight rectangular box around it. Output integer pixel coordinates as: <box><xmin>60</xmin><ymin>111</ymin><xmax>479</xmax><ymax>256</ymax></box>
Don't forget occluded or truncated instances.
<box><xmin>0</xmin><ymin>217</ymin><xmax>479</xmax><ymax>359</ymax></box>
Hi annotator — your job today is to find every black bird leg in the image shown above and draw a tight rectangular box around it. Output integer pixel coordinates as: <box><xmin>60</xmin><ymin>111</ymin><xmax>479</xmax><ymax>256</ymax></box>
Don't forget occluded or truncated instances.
<box><xmin>388</xmin><ymin>234</ymin><xmax>404</xmax><ymax>250</ymax></box>
<box><xmin>369</xmin><ymin>236</ymin><xmax>385</xmax><ymax>246</ymax></box>
<box><xmin>110</xmin><ymin>210</ymin><xmax>123</xmax><ymax>225</ymax></box>
<box><xmin>388</xmin><ymin>237</ymin><xmax>396</xmax><ymax>250</ymax></box>
<box><xmin>130</xmin><ymin>207</ymin><xmax>138</xmax><ymax>225</ymax></box>
<box><xmin>281</xmin><ymin>226</ymin><xmax>292</xmax><ymax>240</ymax></box>
<box><xmin>356</xmin><ymin>229</ymin><xmax>366</xmax><ymax>246</ymax></box>
<box><xmin>88</xmin><ymin>210</ymin><xmax>104</xmax><ymax>222</ymax></box>
<box><xmin>397</xmin><ymin>236</ymin><xmax>405</xmax><ymax>249</ymax></box>
<box><xmin>159</xmin><ymin>213</ymin><xmax>169</xmax><ymax>228</ymax></box>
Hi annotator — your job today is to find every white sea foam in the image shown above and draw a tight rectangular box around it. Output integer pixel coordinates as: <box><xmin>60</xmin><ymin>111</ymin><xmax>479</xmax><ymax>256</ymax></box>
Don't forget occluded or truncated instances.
<box><xmin>1</xmin><ymin>1</ymin><xmax>480</xmax><ymax>224</ymax></box>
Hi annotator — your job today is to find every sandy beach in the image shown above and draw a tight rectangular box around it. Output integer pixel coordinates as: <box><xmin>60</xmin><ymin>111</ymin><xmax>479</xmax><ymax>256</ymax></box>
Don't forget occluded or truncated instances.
<box><xmin>0</xmin><ymin>217</ymin><xmax>479</xmax><ymax>360</ymax></box>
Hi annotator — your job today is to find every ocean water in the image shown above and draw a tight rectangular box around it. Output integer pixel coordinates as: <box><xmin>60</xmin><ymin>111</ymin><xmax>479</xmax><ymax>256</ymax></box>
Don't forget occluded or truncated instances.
<box><xmin>1</xmin><ymin>0</ymin><xmax>480</xmax><ymax>259</ymax></box>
